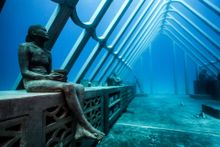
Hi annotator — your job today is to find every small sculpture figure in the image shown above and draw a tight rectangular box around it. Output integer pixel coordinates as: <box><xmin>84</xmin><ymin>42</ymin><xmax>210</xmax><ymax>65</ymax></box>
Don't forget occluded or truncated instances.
<box><xmin>106</xmin><ymin>73</ymin><xmax>122</xmax><ymax>86</ymax></box>
<box><xmin>18</xmin><ymin>25</ymin><xmax>104</xmax><ymax>140</ymax></box>
<box><xmin>198</xmin><ymin>69</ymin><xmax>208</xmax><ymax>81</ymax></box>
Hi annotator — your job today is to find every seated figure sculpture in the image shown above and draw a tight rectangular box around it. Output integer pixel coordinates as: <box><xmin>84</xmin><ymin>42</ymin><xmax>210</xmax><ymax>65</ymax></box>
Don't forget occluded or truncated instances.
<box><xmin>18</xmin><ymin>25</ymin><xmax>104</xmax><ymax>140</ymax></box>
<box><xmin>106</xmin><ymin>73</ymin><xmax>122</xmax><ymax>86</ymax></box>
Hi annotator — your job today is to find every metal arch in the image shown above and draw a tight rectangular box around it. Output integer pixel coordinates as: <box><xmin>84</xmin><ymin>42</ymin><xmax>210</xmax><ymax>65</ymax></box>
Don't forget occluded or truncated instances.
<box><xmin>73</xmin><ymin>42</ymin><xmax>101</xmax><ymax>82</ymax></box>
<box><xmin>122</xmin><ymin>10</ymin><xmax>167</xmax><ymax>61</ymax></box>
<box><xmin>163</xmin><ymin>29</ymin><xmax>206</xmax><ymax>67</ymax></box>
<box><xmin>161</xmin><ymin>0</ymin><xmax>172</xmax><ymax>28</ymax></box>
<box><xmin>164</xmin><ymin>19</ymin><xmax>220</xmax><ymax>72</ymax></box>
<box><xmin>119</xmin><ymin>1</ymin><xmax>168</xmax><ymax>58</ymax></box>
<box><xmin>108</xmin><ymin>0</ymin><xmax>146</xmax><ymax>48</ymax></box>
<box><xmin>129</xmin><ymin>29</ymin><xmax>160</xmax><ymax>66</ymax></box>
<box><xmin>98</xmin><ymin>55</ymin><xmax>115</xmax><ymax>83</ymax></box>
<box><xmin>108</xmin><ymin>59</ymin><xmax>121</xmax><ymax>76</ymax></box>
<box><xmin>116</xmin><ymin>29</ymin><xmax>159</xmax><ymax>77</ymax></box>
<box><xmin>71</xmin><ymin>1</ymin><xmax>112</xmax><ymax>29</ymax></box>
<box><xmin>129</xmin><ymin>39</ymin><xmax>154</xmax><ymax>66</ymax></box>
<box><xmin>118</xmin><ymin>63</ymin><xmax>136</xmax><ymax>82</ymax></box>
<box><xmin>92</xmin><ymin>0</ymin><xmax>133</xmax><ymax>43</ymax></box>
<box><xmin>72</xmin><ymin>0</ymin><xmax>133</xmax><ymax>83</ymax></box>
<box><xmin>168</xmin><ymin>34</ymin><xmax>204</xmax><ymax>65</ymax></box>
<box><xmin>123</xmin><ymin>20</ymin><xmax>162</xmax><ymax>65</ymax></box>
<box><xmin>129</xmin><ymin>34</ymin><xmax>158</xmax><ymax>67</ymax></box>
<box><xmin>167</xmin><ymin>16</ymin><xmax>220</xmax><ymax>63</ymax></box>
<box><xmin>113</xmin><ymin>5</ymin><xmax>166</xmax><ymax>76</ymax></box>
<box><xmin>67</xmin><ymin>0</ymin><xmax>132</xmax><ymax>82</ymax></box>
<box><xmin>169</xmin><ymin>7</ymin><xmax>220</xmax><ymax>50</ymax></box>
<box><xmin>98</xmin><ymin>0</ymin><xmax>131</xmax><ymax>40</ymax></box>
<box><xmin>61</xmin><ymin>0</ymin><xmax>114</xmax><ymax>73</ymax></box>
<box><xmin>88</xmin><ymin>0</ymin><xmax>146</xmax><ymax>81</ymax></box>
<box><xmin>113</xmin><ymin>60</ymin><xmax>124</xmax><ymax>75</ymax></box>
<box><xmin>163</xmin><ymin>28</ymin><xmax>205</xmax><ymax>66</ymax></box>
<box><xmin>165</xmin><ymin>17</ymin><xmax>220</xmax><ymax>71</ymax></box>
<box><xmin>163</xmin><ymin>26</ymin><xmax>217</xmax><ymax>74</ymax></box>
<box><xmin>89</xmin><ymin>0</ymin><xmax>158</xmax><ymax>81</ymax></box>
<box><xmin>171</xmin><ymin>0</ymin><xmax>220</xmax><ymax>34</ymax></box>
<box><xmin>117</xmin><ymin>30</ymin><xmax>159</xmax><ymax>77</ymax></box>
<box><xmin>117</xmin><ymin>41</ymin><xmax>150</xmax><ymax>77</ymax></box>
<box><xmin>163</xmin><ymin>28</ymin><xmax>217</xmax><ymax>76</ymax></box>
<box><xmin>104</xmin><ymin>21</ymin><xmax>161</xmax><ymax>82</ymax></box>
<box><xmin>200</xmin><ymin>60</ymin><xmax>220</xmax><ymax>69</ymax></box>
<box><xmin>125</xmin><ymin>37</ymin><xmax>155</xmax><ymax>73</ymax></box>
<box><xmin>124</xmin><ymin>16</ymin><xmax>166</xmax><ymax>66</ymax></box>
<box><xmin>71</xmin><ymin>1</ymin><xmax>107</xmax><ymax>28</ymax></box>
<box><xmin>115</xmin><ymin>0</ymin><xmax>161</xmax><ymax>55</ymax></box>
<box><xmin>117</xmin><ymin>1</ymin><xmax>220</xmax><ymax>70</ymax></box>
<box><xmin>106</xmin><ymin>0</ymin><xmax>166</xmax><ymax>80</ymax></box>
<box><xmin>164</xmin><ymin>31</ymin><xmax>204</xmax><ymax>68</ymax></box>
<box><xmin>103</xmin><ymin>2</ymin><xmax>168</xmax><ymax>80</ymax></box>
<box><xmin>199</xmin><ymin>0</ymin><xmax>220</xmax><ymax>16</ymax></box>
<box><xmin>169</xmin><ymin>16</ymin><xmax>219</xmax><ymax>60</ymax></box>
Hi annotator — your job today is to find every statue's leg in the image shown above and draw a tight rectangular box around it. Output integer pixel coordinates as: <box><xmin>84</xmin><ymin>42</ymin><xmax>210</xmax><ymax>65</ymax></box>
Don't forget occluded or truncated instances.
<box><xmin>72</xmin><ymin>83</ymin><xmax>85</xmax><ymax>105</ymax></box>
<box><xmin>25</xmin><ymin>80</ymin><xmax>104</xmax><ymax>140</ymax></box>
<box><xmin>62</xmin><ymin>83</ymin><xmax>104</xmax><ymax>140</ymax></box>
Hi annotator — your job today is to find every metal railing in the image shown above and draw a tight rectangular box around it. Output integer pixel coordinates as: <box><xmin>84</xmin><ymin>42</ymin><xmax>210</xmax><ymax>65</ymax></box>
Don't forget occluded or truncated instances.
<box><xmin>0</xmin><ymin>85</ymin><xmax>135</xmax><ymax>146</ymax></box>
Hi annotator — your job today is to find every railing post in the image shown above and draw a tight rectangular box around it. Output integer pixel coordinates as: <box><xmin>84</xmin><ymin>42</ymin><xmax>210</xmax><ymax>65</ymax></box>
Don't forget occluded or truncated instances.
<box><xmin>103</xmin><ymin>93</ymin><xmax>110</xmax><ymax>134</ymax></box>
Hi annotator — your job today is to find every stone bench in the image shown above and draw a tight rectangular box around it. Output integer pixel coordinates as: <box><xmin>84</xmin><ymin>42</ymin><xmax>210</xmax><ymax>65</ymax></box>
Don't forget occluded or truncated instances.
<box><xmin>0</xmin><ymin>85</ymin><xmax>135</xmax><ymax>147</ymax></box>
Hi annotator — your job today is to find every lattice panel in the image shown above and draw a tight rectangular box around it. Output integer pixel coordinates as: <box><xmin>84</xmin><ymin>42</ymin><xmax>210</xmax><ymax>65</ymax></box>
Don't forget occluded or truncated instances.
<box><xmin>44</xmin><ymin>105</ymin><xmax>75</xmax><ymax>147</ymax></box>
<box><xmin>109</xmin><ymin>92</ymin><xmax>120</xmax><ymax>105</ymax></box>
<box><xmin>0</xmin><ymin>116</ymin><xmax>26</xmax><ymax>147</ymax></box>
<box><xmin>85</xmin><ymin>107</ymin><xmax>102</xmax><ymax>128</ymax></box>
<box><xmin>83</xmin><ymin>96</ymin><xmax>103</xmax><ymax>129</ymax></box>
<box><xmin>108</xmin><ymin>92</ymin><xmax>121</xmax><ymax>120</ymax></box>
<box><xmin>109</xmin><ymin>103</ymin><xmax>120</xmax><ymax>119</ymax></box>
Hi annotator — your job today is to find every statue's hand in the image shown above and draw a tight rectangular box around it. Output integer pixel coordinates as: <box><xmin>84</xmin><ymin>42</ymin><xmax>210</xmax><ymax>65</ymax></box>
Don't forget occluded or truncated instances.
<box><xmin>46</xmin><ymin>72</ymin><xmax>67</xmax><ymax>81</ymax></box>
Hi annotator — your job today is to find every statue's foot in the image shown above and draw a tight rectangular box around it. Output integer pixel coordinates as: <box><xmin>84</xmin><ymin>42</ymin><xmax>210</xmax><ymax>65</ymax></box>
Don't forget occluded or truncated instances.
<box><xmin>75</xmin><ymin>124</ymin><xmax>96</xmax><ymax>140</ymax></box>
<box><xmin>75</xmin><ymin>124</ymin><xmax>105</xmax><ymax>140</ymax></box>
<box><xmin>90</xmin><ymin>127</ymin><xmax>105</xmax><ymax>140</ymax></box>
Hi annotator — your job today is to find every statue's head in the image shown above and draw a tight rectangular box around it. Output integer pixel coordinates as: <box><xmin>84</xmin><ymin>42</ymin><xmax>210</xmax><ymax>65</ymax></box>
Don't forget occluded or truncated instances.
<box><xmin>26</xmin><ymin>25</ymin><xmax>49</xmax><ymax>42</ymax></box>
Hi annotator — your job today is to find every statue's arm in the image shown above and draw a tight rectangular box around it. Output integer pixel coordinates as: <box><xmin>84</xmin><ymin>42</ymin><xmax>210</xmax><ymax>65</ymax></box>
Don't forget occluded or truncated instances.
<box><xmin>18</xmin><ymin>44</ymin><xmax>48</xmax><ymax>80</ymax></box>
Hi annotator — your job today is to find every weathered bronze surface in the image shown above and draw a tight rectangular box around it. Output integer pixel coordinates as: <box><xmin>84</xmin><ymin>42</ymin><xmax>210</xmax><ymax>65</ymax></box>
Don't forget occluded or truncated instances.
<box><xmin>106</xmin><ymin>73</ymin><xmax>122</xmax><ymax>86</ymax></box>
<box><xmin>18</xmin><ymin>25</ymin><xmax>104</xmax><ymax>140</ymax></box>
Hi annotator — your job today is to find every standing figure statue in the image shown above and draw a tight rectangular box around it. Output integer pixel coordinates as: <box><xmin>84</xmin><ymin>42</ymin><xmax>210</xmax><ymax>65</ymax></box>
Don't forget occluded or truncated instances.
<box><xmin>18</xmin><ymin>25</ymin><xmax>104</xmax><ymax>140</ymax></box>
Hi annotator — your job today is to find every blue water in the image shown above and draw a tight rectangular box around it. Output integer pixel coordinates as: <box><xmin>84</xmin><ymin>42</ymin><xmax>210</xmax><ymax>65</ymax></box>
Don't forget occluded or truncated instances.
<box><xmin>0</xmin><ymin>0</ymin><xmax>219</xmax><ymax>94</ymax></box>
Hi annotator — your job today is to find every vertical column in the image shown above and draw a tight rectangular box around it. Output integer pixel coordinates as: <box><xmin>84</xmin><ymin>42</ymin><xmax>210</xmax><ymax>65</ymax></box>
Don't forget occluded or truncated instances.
<box><xmin>149</xmin><ymin>44</ymin><xmax>153</xmax><ymax>94</ymax></box>
<box><xmin>184</xmin><ymin>51</ymin><xmax>189</xmax><ymax>95</ymax></box>
<box><xmin>172</xmin><ymin>42</ymin><xmax>178</xmax><ymax>94</ymax></box>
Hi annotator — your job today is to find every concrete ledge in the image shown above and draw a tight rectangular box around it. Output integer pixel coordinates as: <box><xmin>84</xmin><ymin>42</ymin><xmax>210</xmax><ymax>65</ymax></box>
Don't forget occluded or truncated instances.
<box><xmin>202</xmin><ymin>104</ymin><xmax>220</xmax><ymax>119</ymax></box>
<box><xmin>0</xmin><ymin>85</ymin><xmax>136</xmax><ymax>146</ymax></box>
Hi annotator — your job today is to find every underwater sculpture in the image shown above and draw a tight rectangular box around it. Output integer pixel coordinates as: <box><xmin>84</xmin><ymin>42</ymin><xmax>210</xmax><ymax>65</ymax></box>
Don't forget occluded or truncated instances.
<box><xmin>198</xmin><ymin>69</ymin><xmax>208</xmax><ymax>81</ymax></box>
<box><xmin>106</xmin><ymin>72</ymin><xmax>122</xmax><ymax>86</ymax></box>
<box><xmin>18</xmin><ymin>25</ymin><xmax>104</xmax><ymax>140</ymax></box>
